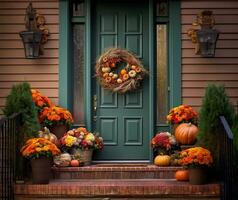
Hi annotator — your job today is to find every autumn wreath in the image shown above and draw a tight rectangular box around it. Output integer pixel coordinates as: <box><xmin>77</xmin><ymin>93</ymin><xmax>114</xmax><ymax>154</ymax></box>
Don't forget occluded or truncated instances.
<box><xmin>95</xmin><ymin>48</ymin><xmax>148</xmax><ymax>93</ymax></box>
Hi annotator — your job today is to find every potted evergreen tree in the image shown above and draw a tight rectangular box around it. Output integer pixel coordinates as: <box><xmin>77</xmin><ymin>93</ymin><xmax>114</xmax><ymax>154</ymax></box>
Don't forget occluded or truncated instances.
<box><xmin>3</xmin><ymin>82</ymin><xmax>40</xmax><ymax>139</ymax></box>
<box><xmin>3</xmin><ymin>82</ymin><xmax>40</xmax><ymax>181</ymax></box>
<box><xmin>198</xmin><ymin>84</ymin><xmax>235</xmax><ymax>177</ymax></box>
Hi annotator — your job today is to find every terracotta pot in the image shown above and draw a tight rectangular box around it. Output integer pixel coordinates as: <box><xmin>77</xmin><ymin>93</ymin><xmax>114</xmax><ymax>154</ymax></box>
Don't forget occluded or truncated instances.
<box><xmin>71</xmin><ymin>148</ymin><xmax>93</xmax><ymax>166</ymax></box>
<box><xmin>49</xmin><ymin>124</ymin><xmax>69</xmax><ymax>139</ymax></box>
<box><xmin>189</xmin><ymin>168</ymin><xmax>207</xmax><ymax>185</ymax></box>
<box><xmin>31</xmin><ymin>157</ymin><xmax>52</xmax><ymax>184</ymax></box>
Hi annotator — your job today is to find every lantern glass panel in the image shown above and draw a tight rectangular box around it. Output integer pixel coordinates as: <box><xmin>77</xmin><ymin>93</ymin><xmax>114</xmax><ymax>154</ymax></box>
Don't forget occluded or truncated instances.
<box><xmin>20</xmin><ymin>31</ymin><xmax>42</xmax><ymax>58</ymax></box>
<box><xmin>197</xmin><ymin>29</ymin><xmax>219</xmax><ymax>57</ymax></box>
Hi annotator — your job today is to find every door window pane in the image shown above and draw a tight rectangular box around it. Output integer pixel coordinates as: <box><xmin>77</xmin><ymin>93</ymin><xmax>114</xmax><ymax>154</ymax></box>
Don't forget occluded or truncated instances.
<box><xmin>73</xmin><ymin>24</ymin><xmax>85</xmax><ymax>125</ymax></box>
<box><xmin>156</xmin><ymin>0</ymin><xmax>169</xmax><ymax>17</ymax></box>
<box><xmin>156</xmin><ymin>24</ymin><xmax>168</xmax><ymax>124</ymax></box>
<box><xmin>72</xmin><ymin>0</ymin><xmax>85</xmax><ymax>17</ymax></box>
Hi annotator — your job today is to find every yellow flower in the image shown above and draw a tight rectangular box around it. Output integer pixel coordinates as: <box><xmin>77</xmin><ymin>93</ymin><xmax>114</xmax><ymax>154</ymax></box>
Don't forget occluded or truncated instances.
<box><xmin>65</xmin><ymin>135</ymin><xmax>77</xmax><ymax>147</ymax></box>
<box><xmin>36</xmin><ymin>147</ymin><xmax>41</xmax><ymax>152</ymax></box>
<box><xmin>85</xmin><ymin>133</ymin><xmax>95</xmax><ymax>142</ymax></box>
<box><xmin>42</xmin><ymin>146</ymin><xmax>49</xmax><ymax>151</ymax></box>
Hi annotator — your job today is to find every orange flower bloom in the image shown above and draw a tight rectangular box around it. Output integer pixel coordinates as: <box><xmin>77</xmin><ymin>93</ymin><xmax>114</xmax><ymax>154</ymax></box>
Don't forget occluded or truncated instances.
<box><xmin>178</xmin><ymin>147</ymin><xmax>213</xmax><ymax>167</ymax></box>
<box><xmin>167</xmin><ymin>105</ymin><xmax>198</xmax><ymax>125</ymax></box>
<box><xmin>123</xmin><ymin>74</ymin><xmax>129</xmax><ymax>81</ymax></box>
<box><xmin>39</xmin><ymin>106</ymin><xmax>74</xmax><ymax>127</ymax></box>
<box><xmin>31</xmin><ymin>89</ymin><xmax>52</xmax><ymax>109</ymax></box>
<box><xmin>120</xmin><ymin>69</ymin><xmax>127</xmax><ymax>75</ymax></box>
<box><xmin>135</xmin><ymin>67</ymin><xmax>142</xmax><ymax>73</ymax></box>
<box><xmin>21</xmin><ymin>138</ymin><xmax>60</xmax><ymax>159</ymax></box>
<box><xmin>105</xmin><ymin>76</ymin><xmax>112</xmax><ymax>83</ymax></box>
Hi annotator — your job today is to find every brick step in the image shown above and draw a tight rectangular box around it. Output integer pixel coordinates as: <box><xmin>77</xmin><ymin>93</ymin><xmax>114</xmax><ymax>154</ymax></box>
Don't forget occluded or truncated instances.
<box><xmin>14</xmin><ymin>179</ymin><xmax>220</xmax><ymax>200</ymax></box>
<box><xmin>53</xmin><ymin>164</ymin><xmax>183</xmax><ymax>179</ymax></box>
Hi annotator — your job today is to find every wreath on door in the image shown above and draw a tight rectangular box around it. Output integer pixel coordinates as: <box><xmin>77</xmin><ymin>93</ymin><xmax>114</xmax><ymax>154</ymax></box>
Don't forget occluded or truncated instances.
<box><xmin>95</xmin><ymin>48</ymin><xmax>148</xmax><ymax>93</ymax></box>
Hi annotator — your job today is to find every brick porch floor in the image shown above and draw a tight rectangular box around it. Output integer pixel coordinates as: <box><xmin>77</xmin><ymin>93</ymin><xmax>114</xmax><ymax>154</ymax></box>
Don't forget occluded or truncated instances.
<box><xmin>14</xmin><ymin>164</ymin><xmax>221</xmax><ymax>200</ymax></box>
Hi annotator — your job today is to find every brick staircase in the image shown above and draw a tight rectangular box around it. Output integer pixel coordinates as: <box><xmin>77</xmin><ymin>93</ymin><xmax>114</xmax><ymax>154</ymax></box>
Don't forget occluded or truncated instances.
<box><xmin>14</xmin><ymin>164</ymin><xmax>220</xmax><ymax>200</ymax></box>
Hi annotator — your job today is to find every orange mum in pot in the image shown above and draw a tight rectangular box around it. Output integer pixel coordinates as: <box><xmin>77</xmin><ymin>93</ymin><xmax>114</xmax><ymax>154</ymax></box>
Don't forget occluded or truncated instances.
<box><xmin>39</xmin><ymin>106</ymin><xmax>73</xmax><ymax>127</ymax></box>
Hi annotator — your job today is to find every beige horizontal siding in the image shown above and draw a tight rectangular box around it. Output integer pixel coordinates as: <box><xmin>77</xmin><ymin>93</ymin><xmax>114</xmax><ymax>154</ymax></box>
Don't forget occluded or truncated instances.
<box><xmin>181</xmin><ymin>0</ymin><xmax>238</xmax><ymax>111</ymax></box>
<box><xmin>0</xmin><ymin>0</ymin><xmax>59</xmax><ymax>117</ymax></box>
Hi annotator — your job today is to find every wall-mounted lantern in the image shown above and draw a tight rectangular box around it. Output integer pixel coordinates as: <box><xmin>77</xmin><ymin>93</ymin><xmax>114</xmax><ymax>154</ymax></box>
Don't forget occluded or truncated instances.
<box><xmin>187</xmin><ymin>10</ymin><xmax>219</xmax><ymax>57</ymax></box>
<box><xmin>19</xmin><ymin>2</ymin><xmax>50</xmax><ymax>59</ymax></box>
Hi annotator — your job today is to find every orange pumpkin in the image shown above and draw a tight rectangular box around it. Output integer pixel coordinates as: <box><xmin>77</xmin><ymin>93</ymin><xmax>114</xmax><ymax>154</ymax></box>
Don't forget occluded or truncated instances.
<box><xmin>154</xmin><ymin>155</ymin><xmax>171</xmax><ymax>166</ymax></box>
<box><xmin>175</xmin><ymin>170</ymin><xmax>189</xmax><ymax>181</ymax></box>
<box><xmin>175</xmin><ymin>123</ymin><xmax>199</xmax><ymax>145</ymax></box>
<box><xmin>70</xmin><ymin>159</ymin><xmax>80</xmax><ymax>167</ymax></box>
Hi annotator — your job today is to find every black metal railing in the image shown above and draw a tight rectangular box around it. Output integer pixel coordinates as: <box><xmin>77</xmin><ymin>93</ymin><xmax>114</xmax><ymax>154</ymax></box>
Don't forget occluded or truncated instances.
<box><xmin>219</xmin><ymin>116</ymin><xmax>234</xmax><ymax>200</ymax></box>
<box><xmin>0</xmin><ymin>113</ymin><xmax>22</xmax><ymax>200</ymax></box>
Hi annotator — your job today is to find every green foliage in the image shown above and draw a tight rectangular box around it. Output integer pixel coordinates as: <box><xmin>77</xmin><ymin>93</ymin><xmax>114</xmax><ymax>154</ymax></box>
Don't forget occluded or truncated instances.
<box><xmin>198</xmin><ymin>84</ymin><xmax>235</xmax><ymax>164</ymax></box>
<box><xmin>3</xmin><ymin>82</ymin><xmax>40</xmax><ymax>139</ymax></box>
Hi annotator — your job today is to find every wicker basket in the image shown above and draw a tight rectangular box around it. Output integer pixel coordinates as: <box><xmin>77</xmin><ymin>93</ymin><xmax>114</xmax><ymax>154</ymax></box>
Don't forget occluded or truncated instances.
<box><xmin>71</xmin><ymin>148</ymin><xmax>93</xmax><ymax>166</ymax></box>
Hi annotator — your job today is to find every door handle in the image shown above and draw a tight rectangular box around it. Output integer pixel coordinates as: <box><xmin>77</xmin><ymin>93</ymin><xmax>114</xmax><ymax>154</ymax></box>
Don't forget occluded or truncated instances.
<box><xmin>93</xmin><ymin>95</ymin><xmax>97</xmax><ymax>121</ymax></box>
<box><xmin>93</xmin><ymin>95</ymin><xmax>97</xmax><ymax>112</ymax></box>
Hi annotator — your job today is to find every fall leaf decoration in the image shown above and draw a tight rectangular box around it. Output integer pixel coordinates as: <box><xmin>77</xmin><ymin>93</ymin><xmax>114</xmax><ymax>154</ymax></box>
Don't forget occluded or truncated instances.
<box><xmin>95</xmin><ymin>48</ymin><xmax>148</xmax><ymax>93</ymax></box>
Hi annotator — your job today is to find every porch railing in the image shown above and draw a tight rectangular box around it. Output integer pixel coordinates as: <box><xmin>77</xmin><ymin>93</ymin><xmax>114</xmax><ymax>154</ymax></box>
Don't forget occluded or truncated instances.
<box><xmin>0</xmin><ymin>113</ymin><xmax>22</xmax><ymax>200</ymax></box>
<box><xmin>219</xmin><ymin>116</ymin><xmax>234</xmax><ymax>200</ymax></box>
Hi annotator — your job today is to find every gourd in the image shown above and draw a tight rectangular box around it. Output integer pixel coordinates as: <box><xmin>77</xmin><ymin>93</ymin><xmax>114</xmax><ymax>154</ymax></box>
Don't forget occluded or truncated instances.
<box><xmin>175</xmin><ymin>170</ymin><xmax>189</xmax><ymax>181</ymax></box>
<box><xmin>175</xmin><ymin>123</ymin><xmax>199</xmax><ymax>145</ymax></box>
<box><xmin>70</xmin><ymin>159</ymin><xmax>80</xmax><ymax>167</ymax></box>
<box><xmin>38</xmin><ymin>127</ymin><xmax>58</xmax><ymax>145</ymax></box>
<box><xmin>54</xmin><ymin>153</ymin><xmax>71</xmax><ymax>167</ymax></box>
<box><xmin>154</xmin><ymin>155</ymin><xmax>171</xmax><ymax>166</ymax></box>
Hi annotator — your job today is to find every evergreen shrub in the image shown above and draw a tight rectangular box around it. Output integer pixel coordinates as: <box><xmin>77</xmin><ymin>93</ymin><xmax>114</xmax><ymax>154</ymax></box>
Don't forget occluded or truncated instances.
<box><xmin>3</xmin><ymin>82</ymin><xmax>40</xmax><ymax>139</ymax></box>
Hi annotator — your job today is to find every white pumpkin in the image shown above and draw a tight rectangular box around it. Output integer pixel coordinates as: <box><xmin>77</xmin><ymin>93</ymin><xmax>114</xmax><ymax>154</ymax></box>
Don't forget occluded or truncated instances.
<box><xmin>54</xmin><ymin>153</ymin><xmax>71</xmax><ymax>167</ymax></box>
<box><xmin>102</xmin><ymin>67</ymin><xmax>111</xmax><ymax>73</ymax></box>
<box><xmin>38</xmin><ymin>127</ymin><xmax>58</xmax><ymax>144</ymax></box>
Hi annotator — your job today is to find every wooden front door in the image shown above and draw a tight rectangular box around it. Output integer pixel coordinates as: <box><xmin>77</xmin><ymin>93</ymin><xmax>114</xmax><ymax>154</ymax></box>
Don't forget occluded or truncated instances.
<box><xmin>92</xmin><ymin>0</ymin><xmax>150</xmax><ymax>161</ymax></box>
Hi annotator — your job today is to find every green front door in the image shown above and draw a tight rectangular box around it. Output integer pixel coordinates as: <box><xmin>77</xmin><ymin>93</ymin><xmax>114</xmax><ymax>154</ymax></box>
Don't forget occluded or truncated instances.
<box><xmin>92</xmin><ymin>0</ymin><xmax>150</xmax><ymax>161</ymax></box>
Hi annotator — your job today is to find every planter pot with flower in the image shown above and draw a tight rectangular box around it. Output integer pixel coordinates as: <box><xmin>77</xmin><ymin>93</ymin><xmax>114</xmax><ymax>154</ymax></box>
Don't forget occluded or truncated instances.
<box><xmin>178</xmin><ymin>147</ymin><xmax>213</xmax><ymax>185</ymax></box>
<box><xmin>39</xmin><ymin>106</ymin><xmax>74</xmax><ymax>139</ymax></box>
<box><xmin>59</xmin><ymin>127</ymin><xmax>104</xmax><ymax>166</ymax></box>
<box><xmin>151</xmin><ymin>132</ymin><xmax>180</xmax><ymax>166</ymax></box>
<box><xmin>21</xmin><ymin>138</ymin><xmax>61</xmax><ymax>184</ymax></box>
<box><xmin>167</xmin><ymin>105</ymin><xmax>198</xmax><ymax>136</ymax></box>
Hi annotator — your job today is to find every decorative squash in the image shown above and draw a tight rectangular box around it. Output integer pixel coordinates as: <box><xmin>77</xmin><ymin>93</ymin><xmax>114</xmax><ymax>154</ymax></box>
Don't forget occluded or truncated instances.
<box><xmin>154</xmin><ymin>155</ymin><xmax>171</xmax><ymax>166</ymax></box>
<box><xmin>175</xmin><ymin>123</ymin><xmax>199</xmax><ymax>145</ymax></box>
<box><xmin>175</xmin><ymin>170</ymin><xmax>189</xmax><ymax>181</ymax></box>
<box><xmin>70</xmin><ymin>159</ymin><xmax>80</xmax><ymax>167</ymax></box>
<box><xmin>54</xmin><ymin>153</ymin><xmax>71</xmax><ymax>167</ymax></box>
<box><xmin>39</xmin><ymin>127</ymin><xmax>58</xmax><ymax>145</ymax></box>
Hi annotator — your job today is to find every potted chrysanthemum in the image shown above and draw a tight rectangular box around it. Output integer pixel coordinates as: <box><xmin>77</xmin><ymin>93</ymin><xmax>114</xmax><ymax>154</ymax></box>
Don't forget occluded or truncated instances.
<box><xmin>21</xmin><ymin>138</ymin><xmax>60</xmax><ymax>184</ymax></box>
<box><xmin>59</xmin><ymin>127</ymin><xmax>104</xmax><ymax>165</ymax></box>
<box><xmin>39</xmin><ymin>106</ymin><xmax>74</xmax><ymax>139</ymax></box>
<box><xmin>151</xmin><ymin>132</ymin><xmax>180</xmax><ymax>167</ymax></box>
<box><xmin>178</xmin><ymin>147</ymin><xmax>213</xmax><ymax>184</ymax></box>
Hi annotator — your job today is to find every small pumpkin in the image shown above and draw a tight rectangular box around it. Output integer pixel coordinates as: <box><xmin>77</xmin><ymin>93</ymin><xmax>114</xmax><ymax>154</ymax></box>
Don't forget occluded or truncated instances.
<box><xmin>175</xmin><ymin>170</ymin><xmax>189</xmax><ymax>181</ymax></box>
<box><xmin>39</xmin><ymin>127</ymin><xmax>58</xmax><ymax>145</ymax></box>
<box><xmin>154</xmin><ymin>155</ymin><xmax>171</xmax><ymax>166</ymax></box>
<box><xmin>70</xmin><ymin>159</ymin><xmax>80</xmax><ymax>167</ymax></box>
<box><xmin>175</xmin><ymin>123</ymin><xmax>199</xmax><ymax>145</ymax></box>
